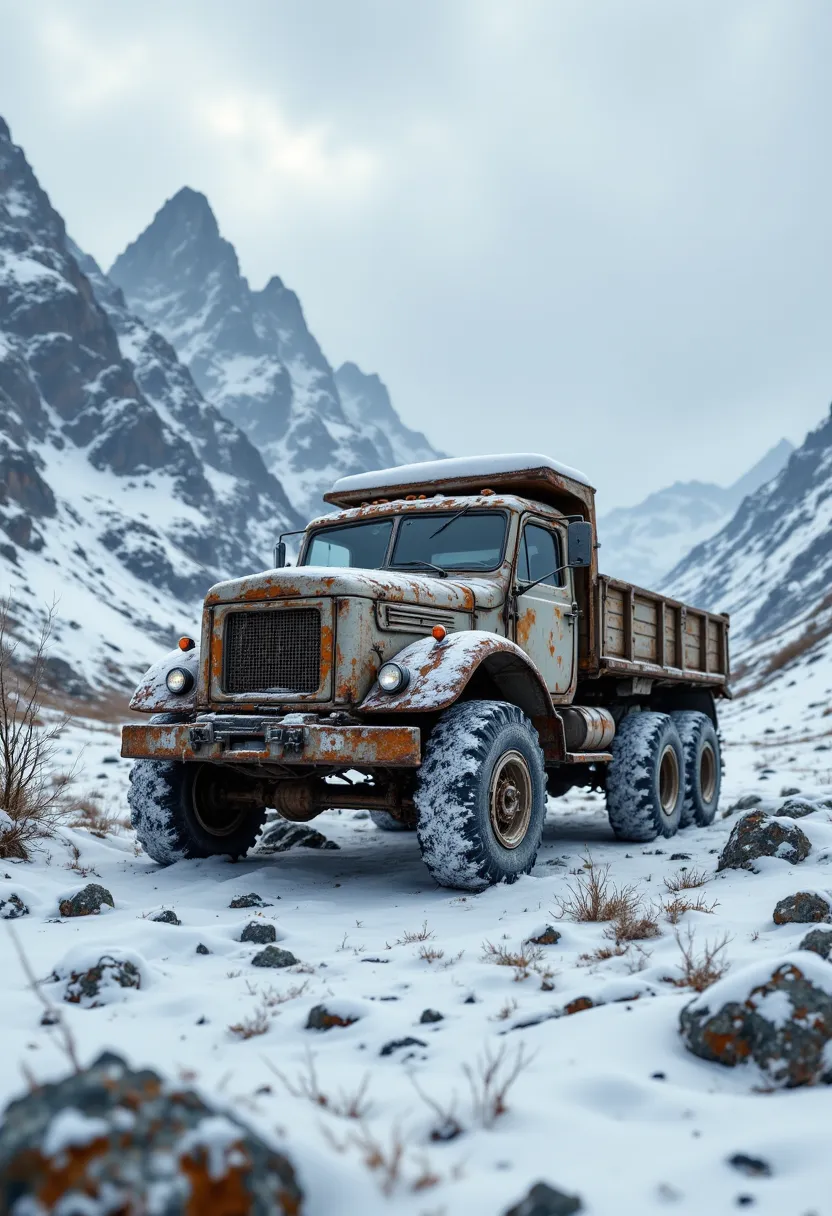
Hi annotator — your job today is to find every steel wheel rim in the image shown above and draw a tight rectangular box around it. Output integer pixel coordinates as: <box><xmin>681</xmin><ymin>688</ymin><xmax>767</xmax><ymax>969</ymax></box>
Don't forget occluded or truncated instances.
<box><xmin>700</xmin><ymin>742</ymin><xmax>717</xmax><ymax>803</ymax></box>
<box><xmin>192</xmin><ymin>768</ymin><xmax>249</xmax><ymax>838</ymax></box>
<box><xmin>658</xmin><ymin>744</ymin><xmax>680</xmax><ymax>817</ymax></box>
<box><xmin>489</xmin><ymin>750</ymin><xmax>533</xmax><ymax>849</ymax></box>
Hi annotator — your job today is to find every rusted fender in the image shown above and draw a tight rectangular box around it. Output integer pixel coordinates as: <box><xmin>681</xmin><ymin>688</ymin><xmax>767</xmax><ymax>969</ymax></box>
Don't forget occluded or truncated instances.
<box><xmin>129</xmin><ymin>646</ymin><xmax>200</xmax><ymax>713</ymax></box>
<box><xmin>359</xmin><ymin>630</ymin><xmax>553</xmax><ymax>717</ymax></box>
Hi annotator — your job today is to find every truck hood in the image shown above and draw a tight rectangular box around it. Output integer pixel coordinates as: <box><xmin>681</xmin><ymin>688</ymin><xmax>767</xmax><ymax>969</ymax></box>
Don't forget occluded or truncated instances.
<box><xmin>205</xmin><ymin>566</ymin><xmax>505</xmax><ymax>611</ymax></box>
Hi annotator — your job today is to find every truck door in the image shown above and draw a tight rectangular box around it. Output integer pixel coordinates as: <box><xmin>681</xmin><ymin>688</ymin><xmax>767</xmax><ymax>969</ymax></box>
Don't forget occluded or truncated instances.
<box><xmin>514</xmin><ymin>521</ymin><xmax>576</xmax><ymax>697</ymax></box>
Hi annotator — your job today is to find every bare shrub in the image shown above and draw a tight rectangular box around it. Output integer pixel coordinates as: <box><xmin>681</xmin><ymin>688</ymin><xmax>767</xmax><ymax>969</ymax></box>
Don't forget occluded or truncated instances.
<box><xmin>553</xmin><ymin>852</ymin><xmax>641</xmax><ymax>922</ymax></box>
<box><xmin>268</xmin><ymin>1050</ymin><xmax>372</xmax><ymax>1120</ymax></box>
<box><xmin>0</xmin><ymin>599</ymin><xmax>73</xmax><ymax>859</ymax></box>
<box><xmin>663</xmin><ymin>867</ymin><xmax>708</xmax><ymax>893</ymax></box>
<box><xmin>663</xmin><ymin>893</ymin><xmax>719</xmax><ymax>924</ymax></box>
<box><xmin>393</xmin><ymin>921</ymin><xmax>434</xmax><ymax>945</ymax></box>
<box><xmin>463</xmin><ymin>1044</ymin><xmax>534</xmax><ymax>1128</ymax></box>
<box><xmin>605</xmin><ymin>904</ymin><xmax>660</xmax><ymax>945</ymax></box>
<box><xmin>228</xmin><ymin>1006</ymin><xmax>270</xmax><ymax>1040</ymax></box>
<box><xmin>579</xmin><ymin>943</ymin><xmax>627</xmax><ymax>966</ymax></box>
<box><xmin>666</xmin><ymin>928</ymin><xmax>730</xmax><ymax>992</ymax></box>
<box><xmin>481</xmin><ymin>940</ymin><xmax>544</xmax><ymax>980</ymax></box>
<box><xmin>418</xmin><ymin>945</ymin><xmax>444</xmax><ymax>964</ymax></box>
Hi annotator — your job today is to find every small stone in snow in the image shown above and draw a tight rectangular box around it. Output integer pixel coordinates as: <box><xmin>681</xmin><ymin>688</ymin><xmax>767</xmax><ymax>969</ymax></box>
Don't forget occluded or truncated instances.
<box><xmin>229</xmin><ymin>892</ymin><xmax>271</xmax><ymax>909</ymax></box>
<box><xmin>151</xmin><ymin>909</ymin><xmax>181</xmax><ymax>926</ymax></box>
<box><xmin>241</xmin><ymin>921</ymin><xmax>277</xmax><ymax>945</ymax></box>
<box><xmin>735</xmin><ymin>1196</ymin><xmax>755</xmax><ymax>1207</ymax></box>
<box><xmin>306</xmin><ymin>1004</ymin><xmax>359</xmax><ymax>1030</ymax></box>
<box><xmin>717</xmin><ymin>812</ymin><xmax>811</xmax><ymax>872</ymax></box>
<box><xmin>563</xmin><ymin>996</ymin><xmax>594</xmax><ymax>1015</ymax></box>
<box><xmin>728</xmin><ymin>1154</ymin><xmax>772</xmax><ymax>1178</ymax></box>
<box><xmin>780</xmin><ymin>786</ymin><xmax>801</xmax><ymax>797</ymax></box>
<box><xmin>463</xmin><ymin>994</ymin><xmax>477</xmax><ymax>1004</ymax></box>
<box><xmin>730</xmin><ymin>795</ymin><xmax>763</xmax><ymax>812</ymax></box>
<box><xmin>0</xmin><ymin>894</ymin><xmax>28</xmax><ymax>920</ymax></box>
<box><xmin>772</xmin><ymin>892</ymin><xmax>831</xmax><ymax>925</ymax></box>
<box><xmin>799</xmin><ymin>928</ymin><xmax>832</xmax><ymax>959</ymax></box>
<box><xmin>670</xmin><ymin>853</ymin><xmax>691</xmax><ymax>862</ymax></box>
<box><xmin>777</xmin><ymin>798</ymin><xmax>819</xmax><ymax>819</ymax></box>
<box><xmin>63</xmin><ymin>956</ymin><xmax>140</xmax><ymax>1007</ymax></box>
<box><xmin>252</xmin><ymin>946</ymin><xmax>297</xmax><ymax>969</ymax></box>
<box><xmin>195</xmin><ymin>943</ymin><xmax>210</xmax><ymax>955</ymax></box>
<box><xmin>379</xmin><ymin>1036</ymin><xmax>427</xmax><ymax>1057</ymax></box>
<box><xmin>419</xmin><ymin>1009</ymin><xmax>444</xmax><ymax>1024</ymax></box>
<box><xmin>503</xmin><ymin>1180</ymin><xmax>583</xmax><ymax>1215</ymax></box>
<box><xmin>257</xmin><ymin>821</ymin><xmax>340</xmax><ymax>853</ymax></box>
<box><xmin>525</xmin><ymin>925</ymin><xmax>561</xmax><ymax>946</ymax></box>
<box><xmin>59</xmin><ymin>884</ymin><xmax>114</xmax><ymax>917</ymax></box>
<box><xmin>651</xmin><ymin>1072</ymin><xmax>666</xmax><ymax>1080</ymax></box>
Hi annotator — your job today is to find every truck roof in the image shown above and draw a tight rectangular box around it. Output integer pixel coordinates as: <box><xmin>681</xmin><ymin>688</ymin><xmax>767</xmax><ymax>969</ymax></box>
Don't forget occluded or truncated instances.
<box><xmin>325</xmin><ymin>453</ymin><xmax>596</xmax><ymax>519</ymax></box>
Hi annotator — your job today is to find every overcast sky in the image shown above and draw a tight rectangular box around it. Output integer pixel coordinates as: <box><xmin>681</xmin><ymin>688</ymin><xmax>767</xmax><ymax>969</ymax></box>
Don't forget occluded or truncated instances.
<box><xmin>3</xmin><ymin>1</ymin><xmax>831</xmax><ymax>509</ymax></box>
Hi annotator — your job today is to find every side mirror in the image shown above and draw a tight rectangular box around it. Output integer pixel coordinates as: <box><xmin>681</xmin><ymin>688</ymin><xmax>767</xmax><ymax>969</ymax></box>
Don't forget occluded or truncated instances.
<box><xmin>566</xmin><ymin>520</ymin><xmax>593</xmax><ymax>567</ymax></box>
<box><xmin>273</xmin><ymin>540</ymin><xmax>287</xmax><ymax>569</ymax></box>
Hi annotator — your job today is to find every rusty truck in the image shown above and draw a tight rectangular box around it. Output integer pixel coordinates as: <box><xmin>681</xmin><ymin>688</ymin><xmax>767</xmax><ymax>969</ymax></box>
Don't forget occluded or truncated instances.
<box><xmin>122</xmin><ymin>455</ymin><xmax>729</xmax><ymax>891</ymax></box>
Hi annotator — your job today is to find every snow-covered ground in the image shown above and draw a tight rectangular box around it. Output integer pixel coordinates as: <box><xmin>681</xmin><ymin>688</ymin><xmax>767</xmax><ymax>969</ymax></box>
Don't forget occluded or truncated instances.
<box><xmin>2</xmin><ymin>683</ymin><xmax>832</xmax><ymax>1215</ymax></box>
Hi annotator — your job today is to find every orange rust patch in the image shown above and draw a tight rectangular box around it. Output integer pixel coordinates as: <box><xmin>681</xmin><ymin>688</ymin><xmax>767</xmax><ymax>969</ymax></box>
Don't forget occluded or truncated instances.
<box><xmin>516</xmin><ymin>608</ymin><xmax>536</xmax><ymax>647</ymax></box>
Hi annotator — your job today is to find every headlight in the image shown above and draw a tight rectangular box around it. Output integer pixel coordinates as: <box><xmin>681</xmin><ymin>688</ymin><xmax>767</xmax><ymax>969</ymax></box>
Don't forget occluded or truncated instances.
<box><xmin>165</xmin><ymin>667</ymin><xmax>193</xmax><ymax>695</ymax></box>
<box><xmin>377</xmin><ymin>662</ymin><xmax>410</xmax><ymax>693</ymax></box>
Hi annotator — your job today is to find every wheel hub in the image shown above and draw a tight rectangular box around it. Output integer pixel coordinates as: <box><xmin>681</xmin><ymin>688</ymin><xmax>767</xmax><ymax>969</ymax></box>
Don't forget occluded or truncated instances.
<box><xmin>489</xmin><ymin>751</ymin><xmax>533</xmax><ymax>849</ymax></box>
<box><xmin>191</xmin><ymin>767</ymin><xmax>252</xmax><ymax>838</ymax></box>
<box><xmin>658</xmin><ymin>744</ymin><xmax>680</xmax><ymax>817</ymax></box>
<box><xmin>699</xmin><ymin>741</ymin><xmax>717</xmax><ymax>802</ymax></box>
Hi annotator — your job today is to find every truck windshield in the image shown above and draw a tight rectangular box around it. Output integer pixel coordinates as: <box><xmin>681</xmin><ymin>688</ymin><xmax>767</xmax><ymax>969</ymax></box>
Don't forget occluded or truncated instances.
<box><xmin>302</xmin><ymin>511</ymin><xmax>506</xmax><ymax>572</ymax></box>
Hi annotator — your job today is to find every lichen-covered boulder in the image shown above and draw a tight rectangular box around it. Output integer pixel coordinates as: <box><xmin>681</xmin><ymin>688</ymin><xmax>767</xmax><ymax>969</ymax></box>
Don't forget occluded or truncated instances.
<box><xmin>777</xmin><ymin>798</ymin><xmax>821</xmax><ymax>819</ymax></box>
<box><xmin>229</xmin><ymin>893</ymin><xmax>271</xmax><ymax>909</ymax></box>
<box><xmin>152</xmin><ymin>909</ymin><xmax>181</xmax><ymax>925</ymax></box>
<box><xmin>773</xmin><ymin>892</ymin><xmax>831</xmax><ymax>925</ymax></box>
<box><xmin>58</xmin><ymin>884</ymin><xmax>114</xmax><ymax>917</ymax></box>
<box><xmin>525</xmin><ymin>925</ymin><xmax>561</xmax><ymax>946</ymax></box>
<box><xmin>800</xmin><ymin>928</ymin><xmax>832</xmax><ymax>959</ymax></box>
<box><xmin>0</xmin><ymin>1051</ymin><xmax>302</xmax><ymax>1213</ymax></box>
<box><xmin>61</xmin><ymin>956</ymin><xmax>141</xmax><ymax>1008</ymax></box>
<box><xmin>0</xmin><ymin>893</ymin><xmax>28</xmax><ymax>919</ymax></box>
<box><xmin>306</xmin><ymin>1004</ymin><xmax>359</xmax><ymax>1030</ymax></box>
<box><xmin>680</xmin><ymin>953</ymin><xmax>832</xmax><ymax>1088</ymax></box>
<box><xmin>251</xmin><ymin>946</ymin><xmax>297</xmax><ymax>969</ymax></box>
<box><xmin>717</xmin><ymin>811</ymin><xmax>811</xmax><ymax>872</ymax></box>
<box><xmin>240</xmin><ymin>921</ymin><xmax>277</xmax><ymax>945</ymax></box>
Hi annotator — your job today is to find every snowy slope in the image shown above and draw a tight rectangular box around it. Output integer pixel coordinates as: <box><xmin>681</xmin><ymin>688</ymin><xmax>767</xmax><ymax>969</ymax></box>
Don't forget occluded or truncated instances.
<box><xmin>108</xmin><ymin>190</ymin><xmax>443</xmax><ymax>518</ymax></box>
<box><xmin>0</xmin><ymin>117</ymin><xmax>301</xmax><ymax>693</ymax></box>
<box><xmin>598</xmin><ymin>440</ymin><xmax>793</xmax><ymax>587</ymax></box>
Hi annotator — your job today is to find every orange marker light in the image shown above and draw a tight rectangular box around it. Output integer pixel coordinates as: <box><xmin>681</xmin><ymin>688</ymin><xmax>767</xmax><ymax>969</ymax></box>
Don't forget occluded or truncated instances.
<box><xmin>178</xmin><ymin>636</ymin><xmax>195</xmax><ymax>652</ymax></box>
<box><xmin>432</xmin><ymin>625</ymin><xmax>447</xmax><ymax>642</ymax></box>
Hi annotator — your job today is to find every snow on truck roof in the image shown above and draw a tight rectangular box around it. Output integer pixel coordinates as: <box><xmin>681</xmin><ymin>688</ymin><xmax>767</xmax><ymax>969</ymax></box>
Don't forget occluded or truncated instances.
<box><xmin>326</xmin><ymin>455</ymin><xmax>596</xmax><ymax>520</ymax></box>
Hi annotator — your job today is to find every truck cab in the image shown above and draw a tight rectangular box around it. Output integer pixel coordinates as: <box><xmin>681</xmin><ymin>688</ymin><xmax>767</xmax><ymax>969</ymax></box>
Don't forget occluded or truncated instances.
<box><xmin>123</xmin><ymin>455</ymin><xmax>729</xmax><ymax>891</ymax></box>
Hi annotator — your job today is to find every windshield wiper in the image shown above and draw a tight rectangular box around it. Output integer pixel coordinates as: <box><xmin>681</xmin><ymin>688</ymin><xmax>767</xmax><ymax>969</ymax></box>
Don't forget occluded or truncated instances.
<box><xmin>429</xmin><ymin>504</ymin><xmax>470</xmax><ymax>539</ymax></box>
<box><xmin>389</xmin><ymin>560</ymin><xmax>449</xmax><ymax>579</ymax></box>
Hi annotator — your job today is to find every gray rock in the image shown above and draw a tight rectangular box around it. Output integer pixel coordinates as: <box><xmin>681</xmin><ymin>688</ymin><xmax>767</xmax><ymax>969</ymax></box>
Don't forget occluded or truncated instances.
<box><xmin>306</xmin><ymin>1004</ymin><xmax>359</xmax><ymax>1030</ymax></box>
<box><xmin>680</xmin><ymin>958</ymin><xmax>832</xmax><ymax>1087</ymax></box>
<box><xmin>773</xmin><ymin>892</ymin><xmax>831</xmax><ymax>925</ymax></box>
<box><xmin>780</xmin><ymin>787</ymin><xmax>801</xmax><ymax>797</ymax></box>
<box><xmin>257</xmin><ymin>821</ymin><xmax>339</xmax><ymax>853</ymax></box>
<box><xmin>151</xmin><ymin>909</ymin><xmax>181</xmax><ymax>925</ymax></box>
<box><xmin>240</xmin><ymin>921</ymin><xmax>277</xmax><ymax>945</ymax></box>
<box><xmin>0</xmin><ymin>1051</ymin><xmax>301</xmax><ymax>1212</ymax></box>
<box><xmin>717</xmin><ymin>811</ymin><xmax>811</xmax><ymax>871</ymax></box>
<box><xmin>730</xmin><ymin>794</ymin><xmax>763</xmax><ymax>812</ymax></box>
<box><xmin>777</xmin><ymin>798</ymin><xmax>819</xmax><ymax>819</ymax></box>
<box><xmin>229</xmin><ymin>892</ymin><xmax>271</xmax><ymax>909</ymax></box>
<box><xmin>504</xmin><ymin>1181</ymin><xmax>583</xmax><ymax>1215</ymax></box>
<box><xmin>380</xmin><ymin>1036</ymin><xmax>426</xmax><ymax>1057</ymax></box>
<box><xmin>58</xmin><ymin>883</ymin><xmax>114</xmax><ymax>917</ymax></box>
<box><xmin>419</xmin><ymin>1008</ymin><xmax>444</xmax><ymax>1024</ymax></box>
<box><xmin>728</xmin><ymin>1154</ymin><xmax>772</xmax><ymax>1178</ymax></box>
<box><xmin>0</xmin><ymin>894</ymin><xmax>28</xmax><ymax>920</ymax></box>
<box><xmin>62</xmin><ymin>956</ymin><xmax>140</xmax><ymax>1007</ymax></box>
<box><xmin>799</xmin><ymin>928</ymin><xmax>832</xmax><ymax>959</ymax></box>
<box><xmin>251</xmin><ymin>946</ymin><xmax>297</xmax><ymax>969</ymax></box>
<box><xmin>195</xmin><ymin>943</ymin><xmax>210</xmax><ymax>955</ymax></box>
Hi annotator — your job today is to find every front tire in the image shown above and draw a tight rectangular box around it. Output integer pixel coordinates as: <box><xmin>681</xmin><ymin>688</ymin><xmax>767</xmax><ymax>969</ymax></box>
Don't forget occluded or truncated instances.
<box><xmin>606</xmin><ymin>711</ymin><xmax>684</xmax><ymax>842</ymax></box>
<box><xmin>129</xmin><ymin>760</ymin><xmax>267</xmax><ymax>864</ymax></box>
<box><xmin>415</xmin><ymin>700</ymin><xmax>547</xmax><ymax>892</ymax></box>
<box><xmin>671</xmin><ymin>711</ymin><xmax>721</xmax><ymax>827</ymax></box>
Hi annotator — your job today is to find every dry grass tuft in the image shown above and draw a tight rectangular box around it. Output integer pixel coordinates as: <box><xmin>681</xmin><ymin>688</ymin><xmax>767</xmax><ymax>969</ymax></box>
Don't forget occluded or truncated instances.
<box><xmin>666</xmin><ymin>928</ymin><xmax>730</xmax><ymax>992</ymax></box>
<box><xmin>481</xmin><ymin>940</ymin><xmax>544</xmax><ymax>980</ymax></box>
<box><xmin>0</xmin><ymin>599</ymin><xmax>76</xmax><ymax>859</ymax></box>
<box><xmin>229</xmin><ymin>1008</ymin><xmax>270</xmax><ymax>1040</ymax></box>
<box><xmin>553</xmin><ymin>852</ymin><xmax>641</xmax><ymax>922</ymax></box>
<box><xmin>579</xmin><ymin>943</ymin><xmax>627</xmax><ymax>966</ymax></box>
<box><xmin>417</xmin><ymin>945</ymin><xmax>444</xmax><ymax>964</ymax></box>
<box><xmin>393</xmin><ymin>921</ymin><xmax>434</xmax><ymax>945</ymax></box>
<box><xmin>68</xmin><ymin>795</ymin><xmax>128</xmax><ymax>838</ymax></box>
<box><xmin>270</xmin><ymin>1050</ymin><xmax>372</xmax><ymax>1120</ymax></box>
<box><xmin>605</xmin><ymin>904</ymin><xmax>661</xmax><ymax>945</ymax></box>
<box><xmin>663</xmin><ymin>867</ymin><xmax>709</xmax><ymax>893</ymax></box>
<box><xmin>463</xmin><ymin>1043</ymin><xmax>535</xmax><ymax>1128</ymax></box>
<box><xmin>663</xmin><ymin>893</ymin><xmax>719</xmax><ymax>924</ymax></box>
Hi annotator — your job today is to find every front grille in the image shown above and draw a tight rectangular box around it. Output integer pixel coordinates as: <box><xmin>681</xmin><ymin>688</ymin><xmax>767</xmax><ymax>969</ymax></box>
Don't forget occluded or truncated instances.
<box><xmin>223</xmin><ymin>608</ymin><xmax>321</xmax><ymax>695</ymax></box>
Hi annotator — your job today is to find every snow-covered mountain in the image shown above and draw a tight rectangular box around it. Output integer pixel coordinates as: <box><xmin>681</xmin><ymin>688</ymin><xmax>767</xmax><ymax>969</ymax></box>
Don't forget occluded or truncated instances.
<box><xmin>108</xmin><ymin>190</ymin><xmax>442</xmax><ymax>517</ymax></box>
<box><xmin>598</xmin><ymin>439</ymin><xmax>793</xmax><ymax>588</ymax></box>
<box><xmin>0</xmin><ymin>117</ymin><xmax>301</xmax><ymax>694</ymax></box>
<box><xmin>666</xmin><ymin>408</ymin><xmax>832</xmax><ymax>686</ymax></box>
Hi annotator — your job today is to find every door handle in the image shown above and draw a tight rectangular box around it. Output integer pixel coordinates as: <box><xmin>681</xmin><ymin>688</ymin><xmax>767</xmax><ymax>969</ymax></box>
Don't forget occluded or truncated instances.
<box><xmin>564</xmin><ymin>601</ymin><xmax>580</xmax><ymax>625</ymax></box>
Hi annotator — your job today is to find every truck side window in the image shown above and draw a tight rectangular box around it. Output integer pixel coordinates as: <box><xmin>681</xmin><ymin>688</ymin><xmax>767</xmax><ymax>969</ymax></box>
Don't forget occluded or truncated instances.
<box><xmin>518</xmin><ymin>524</ymin><xmax>563</xmax><ymax>587</ymax></box>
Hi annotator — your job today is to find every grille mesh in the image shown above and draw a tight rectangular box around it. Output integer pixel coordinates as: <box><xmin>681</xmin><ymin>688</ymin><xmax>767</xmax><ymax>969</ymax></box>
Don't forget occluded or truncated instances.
<box><xmin>223</xmin><ymin>608</ymin><xmax>321</xmax><ymax>695</ymax></box>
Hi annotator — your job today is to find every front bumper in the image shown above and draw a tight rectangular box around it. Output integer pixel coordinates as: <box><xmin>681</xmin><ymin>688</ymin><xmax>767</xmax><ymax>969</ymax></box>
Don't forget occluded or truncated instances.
<box><xmin>120</xmin><ymin>715</ymin><xmax>422</xmax><ymax>767</ymax></box>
